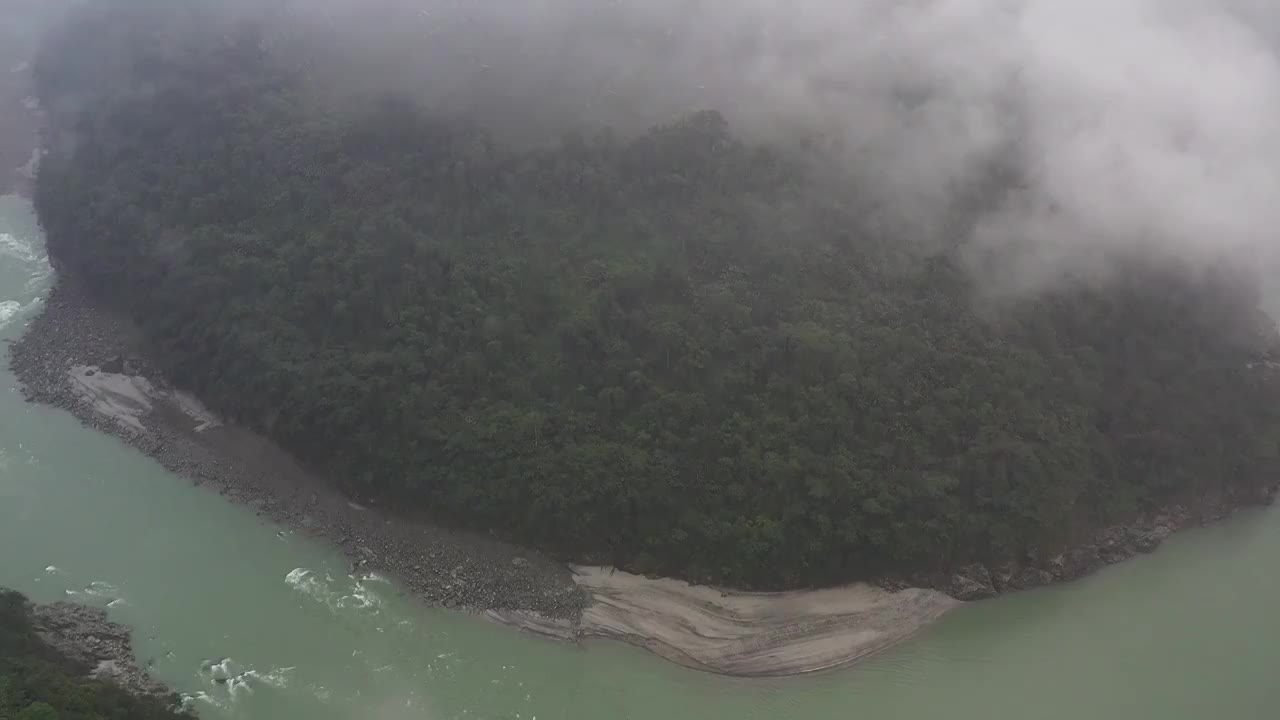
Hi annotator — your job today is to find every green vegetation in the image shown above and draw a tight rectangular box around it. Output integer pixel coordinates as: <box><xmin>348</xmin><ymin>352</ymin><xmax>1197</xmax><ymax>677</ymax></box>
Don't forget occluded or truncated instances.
<box><xmin>30</xmin><ymin>0</ymin><xmax>1280</xmax><ymax>588</ymax></box>
<box><xmin>0</xmin><ymin>591</ymin><xmax>183</xmax><ymax>720</ymax></box>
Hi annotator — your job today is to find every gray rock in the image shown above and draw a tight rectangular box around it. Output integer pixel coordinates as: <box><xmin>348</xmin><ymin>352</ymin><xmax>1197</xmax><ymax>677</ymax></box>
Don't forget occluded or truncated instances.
<box><xmin>1013</xmin><ymin>567</ymin><xmax>1053</xmax><ymax>588</ymax></box>
<box><xmin>31</xmin><ymin>600</ymin><xmax>172</xmax><ymax>700</ymax></box>
<box><xmin>1128</xmin><ymin>528</ymin><xmax>1163</xmax><ymax>554</ymax></box>
<box><xmin>989</xmin><ymin>562</ymin><xmax>1017</xmax><ymax>592</ymax></box>
<box><xmin>949</xmin><ymin>564</ymin><xmax>996</xmax><ymax>600</ymax></box>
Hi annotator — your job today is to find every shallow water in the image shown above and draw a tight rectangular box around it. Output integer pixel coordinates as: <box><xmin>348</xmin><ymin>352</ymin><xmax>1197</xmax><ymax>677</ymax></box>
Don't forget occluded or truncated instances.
<box><xmin>3</xmin><ymin>193</ymin><xmax>1280</xmax><ymax>718</ymax></box>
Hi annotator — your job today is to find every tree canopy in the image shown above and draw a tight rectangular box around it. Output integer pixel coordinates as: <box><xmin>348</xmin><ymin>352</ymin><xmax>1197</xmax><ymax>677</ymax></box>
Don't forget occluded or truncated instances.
<box><xmin>30</xmin><ymin>0</ymin><xmax>1280</xmax><ymax>588</ymax></box>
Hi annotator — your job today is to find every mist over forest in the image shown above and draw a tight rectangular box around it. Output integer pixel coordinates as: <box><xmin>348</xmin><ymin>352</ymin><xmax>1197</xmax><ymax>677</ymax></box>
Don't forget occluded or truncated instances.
<box><xmin>22</xmin><ymin>0</ymin><xmax>1280</xmax><ymax>587</ymax></box>
<box><xmin>122</xmin><ymin>0</ymin><xmax>1280</xmax><ymax>293</ymax></box>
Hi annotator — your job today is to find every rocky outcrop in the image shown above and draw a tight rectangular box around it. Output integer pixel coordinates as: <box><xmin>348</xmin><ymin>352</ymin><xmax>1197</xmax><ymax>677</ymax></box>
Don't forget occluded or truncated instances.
<box><xmin>919</xmin><ymin>493</ymin><xmax>1278</xmax><ymax>599</ymax></box>
<box><xmin>30</xmin><ymin>600</ymin><xmax>173</xmax><ymax>700</ymax></box>
<box><xmin>948</xmin><ymin>564</ymin><xmax>997</xmax><ymax>600</ymax></box>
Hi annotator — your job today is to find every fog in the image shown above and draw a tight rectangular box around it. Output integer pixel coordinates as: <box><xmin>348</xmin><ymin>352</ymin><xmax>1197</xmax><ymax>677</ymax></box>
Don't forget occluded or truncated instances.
<box><xmin>31</xmin><ymin>0</ymin><xmax>1280</xmax><ymax>293</ymax></box>
<box><xmin>254</xmin><ymin>0</ymin><xmax>1279</xmax><ymax>294</ymax></box>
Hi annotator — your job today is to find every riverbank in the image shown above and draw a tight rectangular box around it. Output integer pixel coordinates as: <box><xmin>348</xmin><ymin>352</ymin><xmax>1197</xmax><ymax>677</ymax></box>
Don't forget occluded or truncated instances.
<box><xmin>911</xmin><ymin>480</ymin><xmax>1280</xmax><ymax>602</ymax></box>
<box><xmin>11</xmin><ymin>277</ymin><xmax>1280</xmax><ymax>678</ymax></box>
<box><xmin>9</xmin><ymin>281</ymin><xmax>588</xmax><ymax>621</ymax></box>
<box><xmin>8</xmin><ymin>278</ymin><xmax>969</xmax><ymax>677</ymax></box>
<box><xmin>2</xmin><ymin>590</ymin><xmax>190</xmax><ymax>716</ymax></box>
<box><xmin>913</xmin><ymin>516</ymin><xmax>1255</xmax><ymax>603</ymax></box>
<box><xmin>26</xmin><ymin>596</ymin><xmax>176</xmax><ymax>700</ymax></box>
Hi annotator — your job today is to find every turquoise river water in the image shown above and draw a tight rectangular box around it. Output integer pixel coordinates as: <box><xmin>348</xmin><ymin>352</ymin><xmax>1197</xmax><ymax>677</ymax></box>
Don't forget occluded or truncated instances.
<box><xmin>3</xmin><ymin>194</ymin><xmax>1279</xmax><ymax>718</ymax></box>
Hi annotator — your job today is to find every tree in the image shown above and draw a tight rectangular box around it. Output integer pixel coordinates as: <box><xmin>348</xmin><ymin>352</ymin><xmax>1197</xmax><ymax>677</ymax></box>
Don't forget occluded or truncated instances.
<box><xmin>27</xmin><ymin>0</ymin><xmax>1280</xmax><ymax>589</ymax></box>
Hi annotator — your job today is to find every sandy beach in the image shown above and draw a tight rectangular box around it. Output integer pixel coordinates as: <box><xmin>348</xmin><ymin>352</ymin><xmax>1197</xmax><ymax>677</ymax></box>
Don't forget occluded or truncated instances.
<box><xmin>569</xmin><ymin>566</ymin><xmax>957</xmax><ymax>676</ymax></box>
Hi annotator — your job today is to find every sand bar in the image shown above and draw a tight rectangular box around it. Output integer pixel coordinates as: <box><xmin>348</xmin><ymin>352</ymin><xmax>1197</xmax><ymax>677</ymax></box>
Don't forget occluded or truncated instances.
<box><xmin>502</xmin><ymin>565</ymin><xmax>958</xmax><ymax>677</ymax></box>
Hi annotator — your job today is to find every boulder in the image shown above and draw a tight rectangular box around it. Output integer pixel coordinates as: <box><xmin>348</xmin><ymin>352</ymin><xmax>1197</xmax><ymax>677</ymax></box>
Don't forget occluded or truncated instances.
<box><xmin>1013</xmin><ymin>567</ymin><xmax>1053</xmax><ymax>588</ymax></box>
<box><xmin>949</xmin><ymin>564</ymin><xmax>996</xmax><ymax>600</ymax></box>
<box><xmin>989</xmin><ymin>562</ymin><xmax>1018</xmax><ymax>592</ymax></box>
<box><xmin>1127</xmin><ymin>525</ymin><xmax>1170</xmax><ymax>554</ymax></box>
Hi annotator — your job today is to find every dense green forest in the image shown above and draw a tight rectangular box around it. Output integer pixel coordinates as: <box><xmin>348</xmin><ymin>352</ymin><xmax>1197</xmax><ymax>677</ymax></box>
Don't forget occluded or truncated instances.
<box><xmin>0</xmin><ymin>591</ymin><xmax>184</xmax><ymax>720</ymax></box>
<box><xmin>30</xmin><ymin>0</ymin><xmax>1280</xmax><ymax>588</ymax></box>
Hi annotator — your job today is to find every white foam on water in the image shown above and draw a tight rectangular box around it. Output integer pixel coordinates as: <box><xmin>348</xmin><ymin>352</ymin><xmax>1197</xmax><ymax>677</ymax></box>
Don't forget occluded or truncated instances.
<box><xmin>202</xmin><ymin>658</ymin><xmax>248</xmax><ymax>702</ymax></box>
<box><xmin>83</xmin><ymin>580</ymin><xmax>120</xmax><ymax>598</ymax></box>
<box><xmin>182</xmin><ymin>691</ymin><xmax>226</xmax><ymax>711</ymax></box>
<box><xmin>0</xmin><ymin>300</ymin><xmax>19</xmax><ymax>327</ymax></box>
<box><xmin>0</xmin><ymin>232</ymin><xmax>38</xmax><ymax>263</ymax></box>
<box><xmin>287</xmin><ymin>567</ymin><xmax>384</xmax><ymax>614</ymax></box>
<box><xmin>43</xmin><ymin>565</ymin><xmax>60</xmax><ymax>575</ymax></box>
<box><xmin>194</xmin><ymin>659</ymin><xmax>294</xmax><ymax>706</ymax></box>
<box><xmin>0</xmin><ymin>297</ymin><xmax>46</xmax><ymax>330</ymax></box>
<box><xmin>243</xmin><ymin>666</ymin><xmax>294</xmax><ymax>689</ymax></box>
<box><xmin>66</xmin><ymin>580</ymin><xmax>123</xmax><ymax>604</ymax></box>
<box><xmin>227</xmin><ymin>675</ymin><xmax>254</xmax><ymax>698</ymax></box>
<box><xmin>340</xmin><ymin>578</ymin><xmax>384</xmax><ymax>610</ymax></box>
<box><xmin>203</xmin><ymin>656</ymin><xmax>241</xmax><ymax>681</ymax></box>
<box><xmin>284</xmin><ymin>568</ymin><xmax>310</xmax><ymax>584</ymax></box>
<box><xmin>285</xmin><ymin>567</ymin><xmax>328</xmax><ymax>602</ymax></box>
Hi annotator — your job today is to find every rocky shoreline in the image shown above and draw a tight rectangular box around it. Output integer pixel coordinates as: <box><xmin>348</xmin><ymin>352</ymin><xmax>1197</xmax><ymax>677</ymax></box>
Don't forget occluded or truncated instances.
<box><xmin>9</xmin><ymin>281</ymin><xmax>588</xmax><ymax>623</ymax></box>
<box><xmin>915</xmin><ymin>484</ymin><xmax>1280</xmax><ymax>602</ymax></box>
<box><xmin>12</xmin><ymin>274</ymin><xmax>1280</xmax><ymax>677</ymax></box>
<box><xmin>24</xmin><ymin>595</ymin><xmax>178</xmax><ymax>702</ymax></box>
<box><xmin>11</xmin><ymin>277</ymin><xmax>1280</xmax><ymax>677</ymax></box>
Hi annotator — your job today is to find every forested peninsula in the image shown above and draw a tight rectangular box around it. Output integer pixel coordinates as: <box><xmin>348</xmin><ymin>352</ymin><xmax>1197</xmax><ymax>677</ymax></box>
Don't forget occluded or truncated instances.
<box><xmin>30</xmin><ymin>0</ymin><xmax>1280</xmax><ymax>591</ymax></box>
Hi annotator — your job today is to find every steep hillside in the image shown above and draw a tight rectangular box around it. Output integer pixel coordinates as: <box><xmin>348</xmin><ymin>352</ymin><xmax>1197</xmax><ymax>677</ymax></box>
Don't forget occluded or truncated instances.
<box><xmin>30</xmin><ymin>0</ymin><xmax>1280</xmax><ymax>588</ymax></box>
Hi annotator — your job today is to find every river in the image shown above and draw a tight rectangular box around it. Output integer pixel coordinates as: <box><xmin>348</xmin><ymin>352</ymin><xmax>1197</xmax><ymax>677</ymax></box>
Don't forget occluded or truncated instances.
<box><xmin>2</xmin><ymin>192</ymin><xmax>1279</xmax><ymax>718</ymax></box>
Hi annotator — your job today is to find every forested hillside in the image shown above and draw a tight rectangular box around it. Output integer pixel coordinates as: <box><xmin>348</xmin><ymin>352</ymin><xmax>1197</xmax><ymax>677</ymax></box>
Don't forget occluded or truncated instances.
<box><xmin>30</xmin><ymin>0</ymin><xmax>1280</xmax><ymax>588</ymax></box>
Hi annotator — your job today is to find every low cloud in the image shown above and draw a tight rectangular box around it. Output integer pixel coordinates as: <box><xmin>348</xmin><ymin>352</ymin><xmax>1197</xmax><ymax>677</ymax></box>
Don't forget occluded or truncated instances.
<box><xmin>61</xmin><ymin>0</ymin><xmax>1280</xmax><ymax>292</ymax></box>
